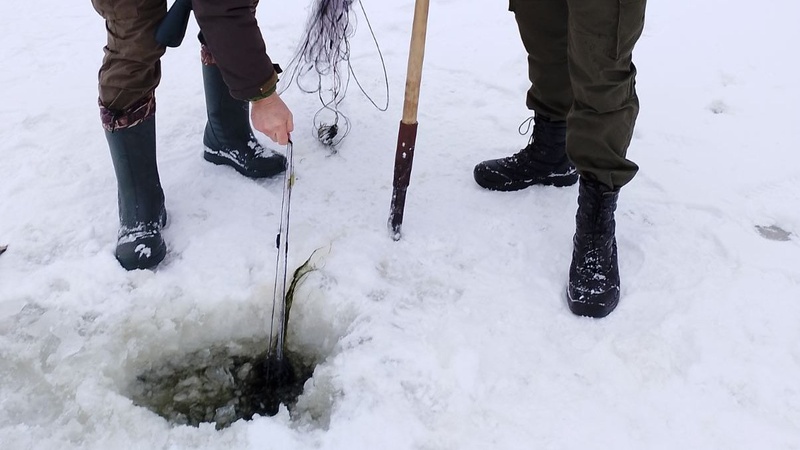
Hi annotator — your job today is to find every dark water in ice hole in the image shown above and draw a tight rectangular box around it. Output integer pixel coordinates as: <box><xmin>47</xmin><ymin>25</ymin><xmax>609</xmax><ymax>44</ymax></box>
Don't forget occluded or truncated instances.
<box><xmin>128</xmin><ymin>342</ymin><xmax>314</xmax><ymax>429</ymax></box>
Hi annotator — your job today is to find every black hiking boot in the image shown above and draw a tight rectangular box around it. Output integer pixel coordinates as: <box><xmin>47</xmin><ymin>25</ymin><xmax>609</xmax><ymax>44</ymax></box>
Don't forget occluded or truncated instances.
<box><xmin>567</xmin><ymin>177</ymin><xmax>620</xmax><ymax>318</ymax></box>
<box><xmin>106</xmin><ymin>115</ymin><xmax>167</xmax><ymax>271</ymax></box>
<box><xmin>201</xmin><ymin>63</ymin><xmax>286</xmax><ymax>179</ymax></box>
<box><xmin>473</xmin><ymin>114</ymin><xmax>578</xmax><ymax>191</ymax></box>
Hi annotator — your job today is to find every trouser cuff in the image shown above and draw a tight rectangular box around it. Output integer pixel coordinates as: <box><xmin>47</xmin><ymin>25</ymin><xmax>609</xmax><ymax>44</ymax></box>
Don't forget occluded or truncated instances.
<box><xmin>100</xmin><ymin>92</ymin><xmax>156</xmax><ymax>132</ymax></box>
<box><xmin>200</xmin><ymin>44</ymin><xmax>216</xmax><ymax>66</ymax></box>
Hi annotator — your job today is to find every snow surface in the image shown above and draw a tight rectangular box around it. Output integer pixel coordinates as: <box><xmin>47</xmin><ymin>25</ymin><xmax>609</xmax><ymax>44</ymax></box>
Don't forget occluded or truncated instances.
<box><xmin>2</xmin><ymin>0</ymin><xmax>800</xmax><ymax>448</ymax></box>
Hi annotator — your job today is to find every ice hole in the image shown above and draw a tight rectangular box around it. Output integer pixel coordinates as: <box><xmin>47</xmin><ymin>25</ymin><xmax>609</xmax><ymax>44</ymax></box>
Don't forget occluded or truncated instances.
<box><xmin>127</xmin><ymin>341</ymin><xmax>315</xmax><ymax>429</ymax></box>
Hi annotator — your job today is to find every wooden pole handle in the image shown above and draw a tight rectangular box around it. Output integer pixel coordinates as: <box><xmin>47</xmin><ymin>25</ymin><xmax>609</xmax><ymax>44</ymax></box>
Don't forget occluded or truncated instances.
<box><xmin>389</xmin><ymin>0</ymin><xmax>431</xmax><ymax>239</ymax></box>
<box><xmin>401</xmin><ymin>0</ymin><xmax>431</xmax><ymax>125</ymax></box>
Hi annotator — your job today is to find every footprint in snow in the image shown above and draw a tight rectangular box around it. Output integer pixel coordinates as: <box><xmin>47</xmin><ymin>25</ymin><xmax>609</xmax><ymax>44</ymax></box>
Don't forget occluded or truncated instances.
<box><xmin>755</xmin><ymin>224</ymin><xmax>792</xmax><ymax>242</ymax></box>
<box><xmin>708</xmin><ymin>99</ymin><xmax>730</xmax><ymax>115</ymax></box>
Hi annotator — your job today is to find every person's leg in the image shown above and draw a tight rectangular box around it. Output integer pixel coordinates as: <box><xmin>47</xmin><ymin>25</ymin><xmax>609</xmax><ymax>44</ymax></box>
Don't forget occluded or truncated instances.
<box><xmin>565</xmin><ymin>0</ymin><xmax>645</xmax><ymax>189</ymax></box>
<box><xmin>93</xmin><ymin>0</ymin><xmax>167</xmax><ymax>113</ymax></box>
<box><xmin>198</xmin><ymin>0</ymin><xmax>285</xmax><ymax>179</ymax></box>
<box><xmin>199</xmin><ymin>42</ymin><xmax>286</xmax><ymax>179</ymax></box>
<box><xmin>104</xmin><ymin>113</ymin><xmax>167</xmax><ymax>270</ymax></box>
<box><xmin>513</xmin><ymin>0</ymin><xmax>572</xmax><ymax>120</ymax></box>
<box><xmin>92</xmin><ymin>0</ymin><xmax>168</xmax><ymax>270</ymax></box>
<box><xmin>564</xmin><ymin>0</ymin><xmax>646</xmax><ymax>317</ymax></box>
<box><xmin>473</xmin><ymin>0</ymin><xmax>577</xmax><ymax>191</ymax></box>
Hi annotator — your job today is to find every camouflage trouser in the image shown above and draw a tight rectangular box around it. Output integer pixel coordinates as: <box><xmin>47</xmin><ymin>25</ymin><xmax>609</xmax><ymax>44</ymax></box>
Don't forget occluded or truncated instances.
<box><xmin>91</xmin><ymin>0</ymin><xmax>259</xmax><ymax>128</ymax></box>
<box><xmin>512</xmin><ymin>0</ymin><xmax>646</xmax><ymax>189</ymax></box>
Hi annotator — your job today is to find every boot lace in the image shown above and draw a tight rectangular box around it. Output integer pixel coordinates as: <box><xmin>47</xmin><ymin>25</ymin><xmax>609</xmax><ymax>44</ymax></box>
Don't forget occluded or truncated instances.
<box><xmin>517</xmin><ymin>116</ymin><xmax>567</xmax><ymax>163</ymax></box>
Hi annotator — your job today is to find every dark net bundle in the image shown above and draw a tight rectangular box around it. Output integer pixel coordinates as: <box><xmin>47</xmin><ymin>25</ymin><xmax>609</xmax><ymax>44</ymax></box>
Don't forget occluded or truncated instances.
<box><xmin>282</xmin><ymin>0</ymin><xmax>388</xmax><ymax>148</ymax></box>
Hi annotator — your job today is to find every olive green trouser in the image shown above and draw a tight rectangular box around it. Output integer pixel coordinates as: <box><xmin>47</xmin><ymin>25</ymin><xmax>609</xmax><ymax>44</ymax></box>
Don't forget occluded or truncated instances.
<box><xmin>512</xmin><ymin>0</ymin><xmax>646</xmax><ymax>189</ymax></box>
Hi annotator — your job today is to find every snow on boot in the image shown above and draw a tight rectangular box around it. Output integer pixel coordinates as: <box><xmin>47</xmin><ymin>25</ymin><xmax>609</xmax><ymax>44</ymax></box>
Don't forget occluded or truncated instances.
<box><xmin>473</xmin><ymin>114</ymin><xmax>578</xmax><ymax>191</ymax></box>
<box><xmin>201</xmin><ymin>62</ymin><xmax>286</xmax><ymax>179</ymax></box>
<box><xmin>106</xmin><ymin>115</ymin><xmax>167</xmax><ymax>271</ymax></box>
<box><xmin>567</xmin><ymin>177</ymin><xmax>620</xmax><ymax>318</ymax></box>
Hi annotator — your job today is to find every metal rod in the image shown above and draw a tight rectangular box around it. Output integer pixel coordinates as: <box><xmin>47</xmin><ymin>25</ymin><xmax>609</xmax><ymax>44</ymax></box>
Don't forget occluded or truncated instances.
<box><xmin>270</xmin><ymin>141</ymin><xmax>294</xmax><ymax>363</ymax></box>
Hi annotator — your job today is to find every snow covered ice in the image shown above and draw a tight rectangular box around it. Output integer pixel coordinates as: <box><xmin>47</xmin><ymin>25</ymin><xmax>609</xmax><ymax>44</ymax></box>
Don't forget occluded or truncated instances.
<box><xmin>1</xmin><ymin>0</ymin><xmax>800</xmax><ymax>449</ymax></box>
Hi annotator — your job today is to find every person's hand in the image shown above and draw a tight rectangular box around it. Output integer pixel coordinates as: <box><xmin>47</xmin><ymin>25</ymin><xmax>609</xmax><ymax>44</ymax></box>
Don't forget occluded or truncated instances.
<box><xmin>251</xmin><ymin>92</ymin><xmax>294</xmax><ymax>146</ymax></box>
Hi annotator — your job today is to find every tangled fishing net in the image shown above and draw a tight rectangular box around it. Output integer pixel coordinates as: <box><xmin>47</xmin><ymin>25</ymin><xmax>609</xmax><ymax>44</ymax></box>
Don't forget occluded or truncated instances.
<box><xmin>282</xmin><ymin>0</ymin><xmax>389</xmax><ymax>147</ymax></box>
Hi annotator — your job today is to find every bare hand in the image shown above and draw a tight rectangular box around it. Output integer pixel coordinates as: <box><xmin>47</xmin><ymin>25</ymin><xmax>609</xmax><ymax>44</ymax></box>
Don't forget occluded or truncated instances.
<box><xmin>251</xmin><ymin>93</ymin><xmax>294</xmax><ymax>146</ymax></box>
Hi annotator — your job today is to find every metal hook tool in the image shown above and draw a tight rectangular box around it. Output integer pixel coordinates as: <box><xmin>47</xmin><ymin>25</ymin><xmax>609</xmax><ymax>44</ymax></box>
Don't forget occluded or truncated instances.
<box><xmin>269</xmin><ymin>140</ymin><xmax>294</xmax><ymax>366</ymax></box>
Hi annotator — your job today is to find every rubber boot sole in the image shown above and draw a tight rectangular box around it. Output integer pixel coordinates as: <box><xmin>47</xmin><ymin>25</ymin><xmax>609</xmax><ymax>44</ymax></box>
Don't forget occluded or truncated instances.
<box><xmin>204</xmin><ymin>148</ymin><xmax>285</xmax><ymax>179</ymax></box>
<box><xmin>115</xmin><ymin>208</ymin><xmax>168</xmax><ymax>271</ymax></box>
<box><xmin>565</xmin><ymin>286</ymin><xmax>619</xmax><ymax>318</ymax></box>
<box><xmin>116</xmin><ymin>239</ymin><xmax>167</xmax><ymax>271</ymax></box>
